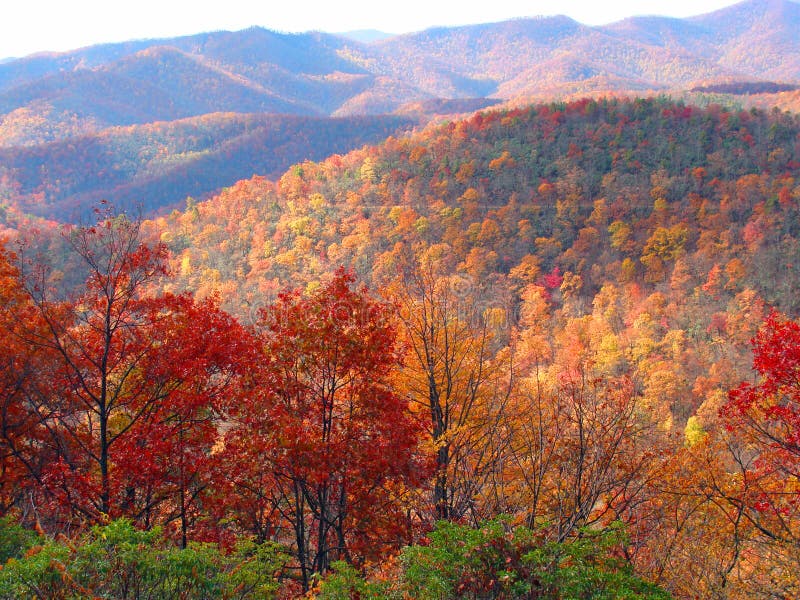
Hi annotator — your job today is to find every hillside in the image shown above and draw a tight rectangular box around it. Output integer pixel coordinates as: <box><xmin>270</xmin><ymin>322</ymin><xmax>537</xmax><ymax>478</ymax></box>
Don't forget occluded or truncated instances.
<box><xmin>118</xmin><ymin>97</ymin><xmax>800</xmax><ymax>597</ymax></box>
<box><xmin>149</xmin><ymin>97</ymin><xmax>800</xmax><ymax>419</ymax></box>
<box><xmin>0</xmin><ymin>112</ymin><xmax>415</xmax><ymax>220</ymax></box>
<box><xmin>691</xmin><ymin>0</ymin><xmax>800</xmax><ymax>79</ymax></box>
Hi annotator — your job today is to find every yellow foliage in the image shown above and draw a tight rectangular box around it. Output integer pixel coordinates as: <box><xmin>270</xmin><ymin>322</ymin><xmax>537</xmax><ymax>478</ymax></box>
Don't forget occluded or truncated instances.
<box><xmin>180</xmin><ymin>253</ymin><xmax>192</xmax><ymax>276</ymax></box>
<box><xmin>684</xmin><ymin>416</ymin><xmax>706</xmax><ymax>446</ymax></box>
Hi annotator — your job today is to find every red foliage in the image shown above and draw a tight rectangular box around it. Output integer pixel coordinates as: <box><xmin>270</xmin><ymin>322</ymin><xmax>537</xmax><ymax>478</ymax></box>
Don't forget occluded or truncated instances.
<box><xmin>5</xmin><ymin>216</ymin><xmax>251</xmax><ymax>538</ymax></box>
<box><xmin>541</xmin><ymin>266</ymin><xmax>563</xmax><ymax>290</ymax></box>
<box><xmin>110</xmin><ymin>293</ymin><xmax>253</xmax><ymax>545</ymax></box>
<box><xmin>214</xmin><ymin>268</ymin><xmax>426</xmax><ymax>590</ymax></box>
<box><xmin>0</xmin><ymin>242</ymin><xmax>53</xmax><ymax>515</ymax></box>
<box><xmin>722</xmin><ymin>311</ymin><xmax>800</xmax><ymax>508</ymax></box>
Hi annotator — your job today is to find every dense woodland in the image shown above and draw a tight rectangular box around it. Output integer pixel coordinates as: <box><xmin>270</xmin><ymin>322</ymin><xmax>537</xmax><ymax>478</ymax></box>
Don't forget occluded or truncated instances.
<box><xmin>2</xmin><ymin>96</ymin><xmax>800</xmax><ymax>598</ymax></box>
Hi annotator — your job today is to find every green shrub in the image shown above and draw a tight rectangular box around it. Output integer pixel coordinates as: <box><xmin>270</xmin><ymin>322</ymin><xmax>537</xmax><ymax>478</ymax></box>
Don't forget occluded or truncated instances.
<box><xmin>0</xmin><ymin>515</ymin><xmax>41</xmax><ymax>564</ymax></box>
<box><xmin>0</xmin><ymin>518</ymin><xmax>288</xmax><ymax>599</ymax></box>
<box><xmin>316</xmin><ymin>518</ymin><xmax>671</xmax><ymax>600</ymax></box>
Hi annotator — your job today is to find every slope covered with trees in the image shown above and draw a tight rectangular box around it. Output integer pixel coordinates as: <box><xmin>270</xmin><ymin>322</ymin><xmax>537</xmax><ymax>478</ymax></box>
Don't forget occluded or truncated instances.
<box><xmin>143</xmin><ymin>97</ymin><xmax>800</xmax><ymax>596</ymax></box>
<box><xmin>0</xmin><ymin>112</ymin><xmax>415</xmax><ymax>220</ymax></box>
<box><xmin>155</xmin><ymin>97</ymin><xmax>800</xmax><ymax>318</ymax></box>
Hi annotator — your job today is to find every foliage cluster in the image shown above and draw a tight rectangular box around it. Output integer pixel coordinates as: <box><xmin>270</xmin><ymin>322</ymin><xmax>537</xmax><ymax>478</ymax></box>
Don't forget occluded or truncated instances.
<box><xmin>318</xmin><ymin>519</ymin><xmax>669</xmax><ymax>599</ymax></box>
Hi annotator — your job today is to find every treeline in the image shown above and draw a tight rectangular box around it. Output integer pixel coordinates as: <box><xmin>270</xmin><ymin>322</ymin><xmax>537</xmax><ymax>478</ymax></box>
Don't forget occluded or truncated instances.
<box><xmin>690</xmin><ymin>81</ymin><xmax>800</xmax><ymax>95</ymax></box>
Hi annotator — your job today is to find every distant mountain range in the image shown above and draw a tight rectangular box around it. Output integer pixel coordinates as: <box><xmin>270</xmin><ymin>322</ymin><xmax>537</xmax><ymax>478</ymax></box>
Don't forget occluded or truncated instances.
<box><xmin>1</xmin><ymin>0</ymin><xmax>799</xmax><ymax>221</ymax></box>
<box><xmin>2</xmin><ymin>0</ymin><xmax>798</xmax><ymax>123</ymax></box>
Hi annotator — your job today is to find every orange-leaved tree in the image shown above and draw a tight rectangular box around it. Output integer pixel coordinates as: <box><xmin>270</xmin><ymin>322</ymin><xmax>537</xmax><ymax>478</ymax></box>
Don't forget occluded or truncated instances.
<box><xmin>0</xmin><ymin>240</ymin><xmax>53</xmax><ymax>516</ymax></box>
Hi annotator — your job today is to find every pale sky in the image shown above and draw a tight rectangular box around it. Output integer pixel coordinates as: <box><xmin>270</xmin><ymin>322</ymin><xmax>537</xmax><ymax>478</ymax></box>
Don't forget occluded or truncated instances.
<box><xmin>2</xmin><ymin>0</ymin><xmax>746</xmax><ymax>61</ymax></box>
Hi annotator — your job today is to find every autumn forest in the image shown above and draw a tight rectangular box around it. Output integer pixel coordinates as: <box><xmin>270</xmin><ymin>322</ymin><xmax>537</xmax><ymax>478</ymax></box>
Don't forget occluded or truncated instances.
<box><xmin>3</xmin><ymin>3</ymin><xmax>800</xmax><ymax>599</ymax></box>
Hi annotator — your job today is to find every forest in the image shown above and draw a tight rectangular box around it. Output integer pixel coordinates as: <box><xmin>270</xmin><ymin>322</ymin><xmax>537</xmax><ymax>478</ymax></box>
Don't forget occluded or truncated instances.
<box><xmin>1</xmin><ymin>96</ymin><xmax>800</xmax><ymax>598</ymax></box>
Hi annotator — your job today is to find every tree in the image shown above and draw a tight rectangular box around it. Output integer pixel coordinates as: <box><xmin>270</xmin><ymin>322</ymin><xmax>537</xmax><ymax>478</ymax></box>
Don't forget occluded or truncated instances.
<box><xmin>0</xmin><ymin>241</ymin><xmax>52</xmax><ymax>516</ymax></box>
<box><xmin>218</xmin><ymin>269</ymin><xmax>425</xmax><ymax>590</ymax></box>
<box><xmin>12</xmin><ymin>212</ymin><xmax>249</xmax><ymax>534</ymax></box>
<box><xmin>715</xmin><ymin>311</ymin><xmax>800</xmax><ymax>596</ymax></box>
<box><xmin>16</xmin><ymin>214</ymin><xmax>171</xmax><ymax>521</ymax></box>
<box><xmin>389</xmin><ymin>245</ymin><xmax>513</xmax><ymax>523</ymax></box>
<box><xmin>723</xmin><ymin>311</ymin><xmax>800</xmax><ymax>485</ymax></box>
<box><xmin>110</xmin><ymin>293</ymin><xmax>253</xmax><ymax>546</ymax></box>
<box><xmin>510</xmin><ymin>366</ymin><xmax>659</xmax><ymax>542</ymax></box>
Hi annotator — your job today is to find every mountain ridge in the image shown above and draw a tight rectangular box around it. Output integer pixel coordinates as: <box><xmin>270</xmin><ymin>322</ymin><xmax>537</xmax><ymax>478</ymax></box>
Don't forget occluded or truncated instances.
<box><xmin>3</xmin><ymin>0</ymin><xmax>800</xmax><ymax>117</ymax></box>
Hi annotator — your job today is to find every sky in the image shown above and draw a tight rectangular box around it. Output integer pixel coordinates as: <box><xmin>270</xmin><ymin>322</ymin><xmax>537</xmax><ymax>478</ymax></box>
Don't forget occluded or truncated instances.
<box><xmin>2</xmin><ymin>0</ymin><xmax>746</xmax><ymax>61</ymax></box>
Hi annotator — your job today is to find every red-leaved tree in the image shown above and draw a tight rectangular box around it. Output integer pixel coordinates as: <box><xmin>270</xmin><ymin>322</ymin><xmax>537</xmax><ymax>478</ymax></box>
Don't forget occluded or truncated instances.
<box><xmin>215</xmin><ymin>269</ymin><xmax>426</xmax><ymax>591</ymax></box>
<box><xmin>721</xmin><ymin>310</ymin><xmax>800</xmax><ymax>550</ymax></box>
<box><xmin>12</xmin><ymin>214</ymin><xmax>250</xmax><ymax>538</ymax></box>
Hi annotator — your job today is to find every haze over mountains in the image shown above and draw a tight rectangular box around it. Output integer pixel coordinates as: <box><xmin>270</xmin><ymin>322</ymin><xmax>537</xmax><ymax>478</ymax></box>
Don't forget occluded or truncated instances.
<box><xmin>0</xmin><ymin>0</ymin><xmax>798</xmax><ymax>221</ymax></box>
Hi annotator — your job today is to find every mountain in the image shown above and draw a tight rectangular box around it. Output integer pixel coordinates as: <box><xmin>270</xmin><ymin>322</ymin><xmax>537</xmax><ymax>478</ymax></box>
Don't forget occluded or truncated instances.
<box><xmin>2</xmin><ymin>1</ymin><xmax>800</xmax><ymax>128</ymax></box>
<box><xmin>0</xmin><ymin>29</ymin><xmax>368</xmax><ymax>125</ymax></box>
<box><xmin>4</xmin><ymin>6</ymin><xmax>800</xmax><ymax>594</ymax></box>
<box><xmin>692</xmin><ymin>0</ymin><xmax>800</xmax><ymax>80</ymax></box>
<box><xmin>0</xmin><ymin>46</ymin><xmax>307</xmax><ymax>127</ymax></box>
<box><xmin>603</xmin><ymin>0</ymin><xmax>800</xmax><ymax>81</ymax></box>
<box><xmin>2</xmin><ymin>0</ymin><xmax>800</xmax><ymax>222</ymax></box>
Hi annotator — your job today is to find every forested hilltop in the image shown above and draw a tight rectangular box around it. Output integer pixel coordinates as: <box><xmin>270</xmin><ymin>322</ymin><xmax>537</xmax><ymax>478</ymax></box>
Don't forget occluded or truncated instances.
<box><xmin>2</xmin><ymin>0</ymin><xmax>800</xmax><ymax>222</ymax></box>
<box><xmin>2</xmin><ymin>97</ymin><xmax>800</xmax><ymax>598</ymax></box>
<box><xmin>157</xmin><ymin>96</ymin><xmax>800</xmax><ymax>322</ymax></box>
